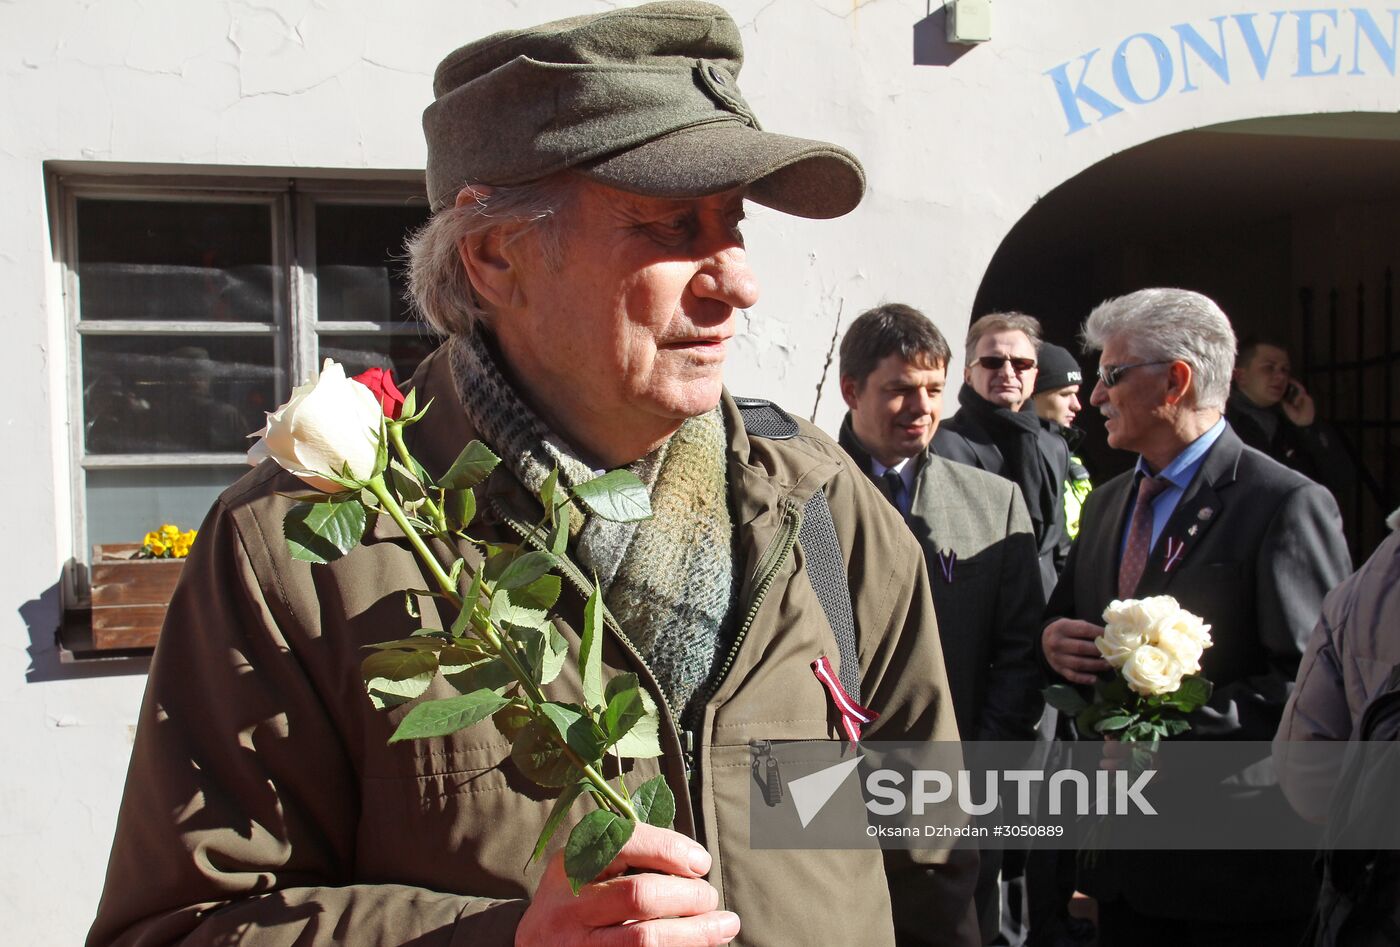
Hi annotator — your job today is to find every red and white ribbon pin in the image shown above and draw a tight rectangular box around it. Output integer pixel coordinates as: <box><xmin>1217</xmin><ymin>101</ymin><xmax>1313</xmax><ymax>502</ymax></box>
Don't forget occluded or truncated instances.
<box><xmin>812</xmin><ymin>655</ymin><xmax>879</xmax><ymax>743</ymax></box>
<box><xmin>1163</xmin><ymin>536</ymin><xmax>1186</xmax><ymax>573</ymax></box>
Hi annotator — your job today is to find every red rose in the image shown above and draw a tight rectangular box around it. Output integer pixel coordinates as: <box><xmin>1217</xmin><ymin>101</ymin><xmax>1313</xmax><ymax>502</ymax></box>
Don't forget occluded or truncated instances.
<box><xmin>351</xmin><ymin>366</ymin><xmax>406</xmax><ymax>419</ymax></box>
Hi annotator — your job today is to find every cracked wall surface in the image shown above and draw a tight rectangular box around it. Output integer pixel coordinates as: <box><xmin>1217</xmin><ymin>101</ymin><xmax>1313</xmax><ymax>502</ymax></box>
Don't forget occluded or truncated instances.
<box><xmin>5</xmin><ymin>0</ymin><xmax>1400</xmax><ymax>940</ymax></box>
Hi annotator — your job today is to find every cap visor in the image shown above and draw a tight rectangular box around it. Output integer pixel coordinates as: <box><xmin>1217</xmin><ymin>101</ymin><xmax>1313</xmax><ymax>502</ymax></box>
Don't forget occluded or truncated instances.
<box><xmin>577</xmin><ymin>122</ymin><xmax>865</xmax><ymax>220</ymax></box>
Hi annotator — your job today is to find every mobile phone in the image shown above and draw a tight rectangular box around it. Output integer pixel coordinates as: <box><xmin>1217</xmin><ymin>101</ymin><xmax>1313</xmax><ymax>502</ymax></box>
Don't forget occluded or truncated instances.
<box><xmin>1284</xmin><ymin>381</ymin><xmax>1299</xmax><ymax>401</ymax></box>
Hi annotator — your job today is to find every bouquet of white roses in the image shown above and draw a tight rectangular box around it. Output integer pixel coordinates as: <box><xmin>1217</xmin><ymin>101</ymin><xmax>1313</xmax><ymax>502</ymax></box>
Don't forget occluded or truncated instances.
<box><xmin>1045</xmin><ymin>595</ymin><xmax>1215</xmax><ymax>746</ymax></box>
<box><xmin>247</xmin><ymin>359</ymin><xmax>671</xmax><ymax>892</ymax></box>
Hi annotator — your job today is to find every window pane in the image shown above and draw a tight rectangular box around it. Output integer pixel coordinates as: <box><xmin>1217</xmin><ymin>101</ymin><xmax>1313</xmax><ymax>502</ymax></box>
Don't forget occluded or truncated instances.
<box><xmin>82</xmin><ymin>336</ymin><xmax>276</xmax><ymax>454</ymax></box>
<box><xmin>85</xmin><ymin>466</ymin><xmax>247</xmax><ymax>549</ymax></box>
<box><xmin>315</xmin><ymin>203</ymin><xmax>430</xmax><ymax>323</ymax></box>
<box><xmin>318</xmin><ymin>333</ymin><xmax>440</xmax><ymax>386</ymax></box>
<box><xmin>76</xmin><ymin>199</ymin><xmax>275</xmax><ymax>323</ymax></box>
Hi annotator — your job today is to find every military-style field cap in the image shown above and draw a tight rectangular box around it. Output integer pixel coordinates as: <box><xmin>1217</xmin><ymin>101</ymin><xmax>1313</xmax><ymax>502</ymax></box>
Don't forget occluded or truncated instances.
<box><xmin>423</xmin><ymin>1</ymin><xmax>865</xmax><ymax>219</ymax></box>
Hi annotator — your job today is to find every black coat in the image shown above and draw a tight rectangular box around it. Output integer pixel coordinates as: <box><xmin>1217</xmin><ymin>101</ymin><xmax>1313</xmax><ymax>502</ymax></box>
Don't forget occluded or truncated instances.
<box><xmin>1045</xmin><ymin>424</ymin><xmax>1352</xmax><ymax>922</ymax></box>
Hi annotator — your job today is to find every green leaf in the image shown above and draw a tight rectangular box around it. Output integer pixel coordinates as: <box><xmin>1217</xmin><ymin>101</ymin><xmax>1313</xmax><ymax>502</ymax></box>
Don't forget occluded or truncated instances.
<box><xmin>518</xmin><ymin>624</ymin><xmax>568</xmax><ymax>687</ymax></box>
<box><xmin>612</xmin><ymin>687</ymin><xmax>662</xmax><ymax>759</ymax></box>
<box><xmin>603</xmin><ymin>673</ymin><xmax>648</xmax><ymax>744</ymax></box>
<box><xmin>400</xmin><ymin>392</ymin><xmax>433</xmax><ymax>427</ymax></box>
<box><xmin>439</xmin><ymin>440</ymin><xmax>500</xmax><ymax>490</ymax></box>
<box><xmin>362</xmin><ymin>635</ymin><xmax>448</xmax><ymax>651</ymax></box>
<box><xmin>540</xmin><ymin>701</ymin><xmax>608</xmax><ymax>762</ymax></box>
<box><xmin>1163</xmin><ymin>675</ymin><xmax>1213</xmax><ymax>712</ymax></box>
<box><xmin>388</xmin><ymin>690</ymin><xmax>509</xmax><ymax>743</ymax></box>
<box><xmin>565</xmin><ymin>810</ymin><xmax>635</xmax><ymax>893</ymax></box>
<box><xmin>531</xmin><ymin>780</ymin><xmax>586</xmax><ymax>866</ymax></box>
<box><xmin>512</xmin><ymin>718</ymin><xmax>581</xmax><ymax>788</ymax></box>
<box><xmin>276</xmin><ymin>489</ymin><xmax>343</xmax><ymax>504</ymax></box>
<box><xmin>448</xmin><ymin>488</ymin><xmax>476</xmax><ymax>532</ymax></box>
<box><xmin>403</xmin><ymin>591</ymin><xmax>420</xmax><ymax>619</ymax></box>
<box><xmin>1094</xmin><ymin>713</ymin><xmax>1137</xmax><ymax>734</ymax></box>
<box><xmin>540</xmin><ymin>466</ymin><xmax>560</xmax><ymax>523</ymax></box>
<box><xmin>362</xmin><ymin>647</ymin><xmax>439</xmax><ymax>684</ymax></box>
<box><xmin>580</xmin><ymin>580</ymin><xmax>605</xmax><ymax>710</ymax></box>
<box><xmin>493</xmin><ymin>702</ymin><xmax>533</xmax><ymax>741</ymax></box>
<box><xmin>1160</xmin><ymin>716</ymin><xmax>1191</xmax><ymax>737</ymax></box>
<box><xmin>284</xmin><ymin>500</ymin><xmax>368</xmax><ymax>564</ymax></box>
<box><xmin>362</xmin><ymin>647</ymin><xmax>438</xmax><ymax>711</ymax></box>
<box><xmin>437</xmin><ymin>646</ymin><xmax>479</xmax><ymax>677</ymax></box>
<box><xmin>549</xmin><ymin>502</ymin><xmax>572</xmax><ymax>556</ymax></box>
<box><xmin>570</xmin><ymin>470</ymin><xmax>652</xmax><ymax>522</ymax></box>
<box><xmin>1043</xmin><ymin>684</ymin><xmax>1089</xmax><ymax>714</ymax></box>
<box><xmin>1095</xmin><ymin>676</ymin><xmax>1132</xmax><ymax>706</ymax></box>
<box><xmin>399</xmin><ymin>387</ymin><xmax>417</xmax><ymax>423</ymax></box>
<box><xmin>389</xmin><ymin>460</ymin><xmax>426</xmax><ymax>502</ymax></box>
<box><xmin>497</xmin><ymin>550</ymin><xmax>556</xmax><ymax>591</ymax></box>
<box><xmin>482</xmin><ymin>544</ymin><xmax>521</xmax><ymax>583</ymax></box>
<box><xmin>443</xmin><ymin>657</ymin><xmax>516</xmax><ymax>696</ymax></box>
<box><xmin>448</xmin><ymin>558</ymin><xmax>465</xmax><ymax>590</ymax></box>
<box><xmin>514</xmin><ymin>575</ymin><xmax>562</xmax><ymax>612</ymax></box>
<box><xmin>631</xmin><ymin>775</ymin><xmax>676</xmax><ymax>829</ymax></box>
<box><xmin>372</xmin><ymin>418</ymin><xmax>389</xmax><ymax>478</ymax></box>
<box><xmin>456</xmin><ymin>565</ymin><xmax>485</xmax><ymax>637</ymax></box>
<box><xmin>490</xmin><ymin>589</ymin><xmax>548</xmax><ymax>631</ymax></box>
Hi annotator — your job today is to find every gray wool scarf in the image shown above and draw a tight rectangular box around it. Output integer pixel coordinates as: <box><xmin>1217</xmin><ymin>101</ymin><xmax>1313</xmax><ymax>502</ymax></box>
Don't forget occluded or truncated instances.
<box><xmin>449</xmin><ymin>331</ymin><xmax>739</xmax><ymax>722</ymax></box>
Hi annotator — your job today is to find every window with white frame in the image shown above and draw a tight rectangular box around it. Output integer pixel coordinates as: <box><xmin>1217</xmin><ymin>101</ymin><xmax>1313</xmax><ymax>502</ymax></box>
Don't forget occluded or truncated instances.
<box><xmin>56</xmin><ymin>170</ymin><xmax>436</xmax><ymax>591</ymax></box>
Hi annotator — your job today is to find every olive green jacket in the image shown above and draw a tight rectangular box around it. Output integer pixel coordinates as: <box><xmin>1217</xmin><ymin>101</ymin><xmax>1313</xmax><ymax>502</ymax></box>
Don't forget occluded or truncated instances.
<box><xmin>89</xmin><ymin>348</ymin><xmax>961</xmax><ymax>946</ymax></box>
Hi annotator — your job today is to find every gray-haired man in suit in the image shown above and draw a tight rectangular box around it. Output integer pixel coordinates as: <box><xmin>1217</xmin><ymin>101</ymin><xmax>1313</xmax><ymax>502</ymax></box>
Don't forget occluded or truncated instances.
<box><xmin>838</xmin><ymin>303</ymin><xmax>1047</xmax><ymax>945</ymax></box>
<box><xmin>1041</xmin><ymin>288</ymin><xmax>1351</xmax><ymax>946</ymax></box>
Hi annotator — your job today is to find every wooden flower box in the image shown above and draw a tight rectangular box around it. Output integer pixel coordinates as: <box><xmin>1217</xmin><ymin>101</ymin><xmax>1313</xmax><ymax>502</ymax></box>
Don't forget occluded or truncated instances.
<box><xmin>89</xmin><ymin>544</ymin><xmax>185</xmax><ymax>650</ymax></box>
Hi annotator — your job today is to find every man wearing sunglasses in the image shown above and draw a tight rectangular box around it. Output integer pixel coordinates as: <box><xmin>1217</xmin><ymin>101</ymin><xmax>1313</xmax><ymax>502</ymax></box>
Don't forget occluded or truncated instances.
<box><xmin>933</xmin><ymin>312</ymin><xmax>1071</xmax><ymax>596</ymax></box>
<box><xmin>1039</xmin><ymin>288</ymin><xmax>1350</xmax><ymax>945</ymax></box>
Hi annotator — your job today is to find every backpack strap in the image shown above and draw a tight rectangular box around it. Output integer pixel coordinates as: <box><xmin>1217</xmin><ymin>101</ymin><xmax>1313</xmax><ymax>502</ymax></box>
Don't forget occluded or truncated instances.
<box><xmin>735</xmin><ymin>398</ymin><xmax>861</xmax><ymax>702</ymax></box>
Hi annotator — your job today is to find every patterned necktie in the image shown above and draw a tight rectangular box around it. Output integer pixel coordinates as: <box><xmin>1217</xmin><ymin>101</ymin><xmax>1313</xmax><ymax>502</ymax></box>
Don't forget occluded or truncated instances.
<box><xmin>1118</xmin><ymin>474</ymin><xmax>1172</xmax><ymax>598</ymax></box>
<box><xmin>881</xmin><ymin>468</ymin><xmax>908</xmax><ymax>517</ymax></box>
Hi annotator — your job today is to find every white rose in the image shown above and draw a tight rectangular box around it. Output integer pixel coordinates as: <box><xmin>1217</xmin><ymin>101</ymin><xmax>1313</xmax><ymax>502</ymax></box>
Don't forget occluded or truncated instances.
<box><xmin>1095</xmin><ymin>622</ymin><xmax>1151</xmax><ymax>669</ymax></box>
<box><xmin>247</xmin><ymin>359</ymin><xmax>384</xmax><ymax>493</ymax></box>
<box><xmin>1104</xmin><ymin>595</ymin><xmax>1178</xmax><ymax>631</ymax></box>
<box><xmin>1153</xmin><ymin>626</ymin><xmax>1205</xmax><ymax>674</ymax></box>
<box><xmin>1121</xmin><ymin>645</ymin><xmax>1187</xmax><ymax>697</ymax></box>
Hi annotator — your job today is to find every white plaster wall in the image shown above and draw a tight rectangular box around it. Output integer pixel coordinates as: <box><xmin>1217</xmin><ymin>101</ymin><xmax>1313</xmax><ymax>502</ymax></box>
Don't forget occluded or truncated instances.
<box><xmin>4</xmin><ymin>0</ymin><xmax>1400</xmax><ymax>939</ymax></box>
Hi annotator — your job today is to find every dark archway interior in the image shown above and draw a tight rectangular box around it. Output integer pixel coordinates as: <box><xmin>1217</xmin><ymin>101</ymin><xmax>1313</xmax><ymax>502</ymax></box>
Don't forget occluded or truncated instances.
<box><xmin>975</xmin><ymin>113</ymin><xmax>1400</xmax><ymax>559</ymax></box>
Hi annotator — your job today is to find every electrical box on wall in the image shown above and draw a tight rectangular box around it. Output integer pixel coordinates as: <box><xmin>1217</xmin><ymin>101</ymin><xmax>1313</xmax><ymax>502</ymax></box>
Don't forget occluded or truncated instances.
<box><xmin>946</xmin><ymin>0</ymin><xmax>992</xmax><ymax>45</ymax></box>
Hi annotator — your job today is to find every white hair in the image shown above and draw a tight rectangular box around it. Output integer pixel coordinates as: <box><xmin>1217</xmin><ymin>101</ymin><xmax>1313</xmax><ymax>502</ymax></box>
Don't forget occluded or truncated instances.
<box><xmin>405</xmin><ymin>176</ymin><xmax>576</xmax><ymax>336</ymax></box>
<box><xmin>1083</xmin><ymin>288</ymin><xmax>1237</xmax><ymax>410</ymax></box>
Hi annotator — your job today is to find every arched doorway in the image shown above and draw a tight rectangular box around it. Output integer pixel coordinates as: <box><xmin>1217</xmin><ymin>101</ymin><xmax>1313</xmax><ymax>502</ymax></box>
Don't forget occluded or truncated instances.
<box><xmin>974</xmin><ymin>112</ymin><xmax>1400</xmax><ymax>559</ymax></box>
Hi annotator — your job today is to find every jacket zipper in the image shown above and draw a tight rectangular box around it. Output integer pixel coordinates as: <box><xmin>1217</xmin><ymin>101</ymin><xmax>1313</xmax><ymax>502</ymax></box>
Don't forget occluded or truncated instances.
<box><xmin>680</xmin><ymin>498</ymin><xmax>804</xmax><ymax>761</ymax></box>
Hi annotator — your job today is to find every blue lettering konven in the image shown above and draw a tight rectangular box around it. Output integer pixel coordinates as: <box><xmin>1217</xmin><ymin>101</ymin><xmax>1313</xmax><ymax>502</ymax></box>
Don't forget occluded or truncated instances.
<box><xmin>1046</xmin><ymin>9</ymin><xmax>1400</xmax><ymax>135</ymax></box>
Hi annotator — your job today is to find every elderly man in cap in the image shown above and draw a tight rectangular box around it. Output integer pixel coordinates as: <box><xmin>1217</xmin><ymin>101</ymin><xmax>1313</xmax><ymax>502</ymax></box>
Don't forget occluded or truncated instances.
<box><xmin>88</xmin><ymin>4</ymin><xmax>961</xmax><ymax>947</ymax></box>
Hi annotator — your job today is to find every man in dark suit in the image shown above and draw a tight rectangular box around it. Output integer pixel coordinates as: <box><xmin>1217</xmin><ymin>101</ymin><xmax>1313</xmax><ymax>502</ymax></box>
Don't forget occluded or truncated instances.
<box><xmin>838</xmin><ymin>303</ymin><xmax>1045</xmax><ymax>945</ymax></box>
<box><xmin>933</xmin><ymin>312</ymin><xmax>1070</xmax><ymax>596</ymax></box>
<box><xmin>1041</xmin><ymin>288</ymin><xmax>1352</xmax><ymax>946</ymax></box>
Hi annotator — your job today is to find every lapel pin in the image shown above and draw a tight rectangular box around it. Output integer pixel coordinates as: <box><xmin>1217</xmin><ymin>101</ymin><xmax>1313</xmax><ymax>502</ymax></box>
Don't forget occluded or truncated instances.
<box><xmin>1164</xmin><ymin>536</ymin><xmax>1186</xmax><ymax>572</ymax></box>
<box><xmin>1198</xmin><ymin>507</ymin><xmax>1214</xmax><ymax>521</ymax></box>
<box><xmin>937</xmin><ymin>549</ymin><xmax>957</xmax><ymax>583</ymax></box>
<box><xmin>1187</xmin><ymin>524</ymin><xmax>1199</xmax><ymax>537</ymax></box>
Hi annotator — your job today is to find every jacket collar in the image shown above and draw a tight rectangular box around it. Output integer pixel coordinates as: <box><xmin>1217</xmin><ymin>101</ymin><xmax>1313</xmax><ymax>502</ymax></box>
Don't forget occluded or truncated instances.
<box><xmin>382</xmin><ymin>345</ymin><xmax>840</xmax><ymax>540</ymax></box>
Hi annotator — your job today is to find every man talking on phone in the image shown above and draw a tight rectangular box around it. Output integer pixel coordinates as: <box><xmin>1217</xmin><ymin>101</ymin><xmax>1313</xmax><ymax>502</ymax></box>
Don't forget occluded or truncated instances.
<box><xmin>1226</xmin><ymin>337</ymin><xmax>1349</xmax><ymax>501</ymax></box>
